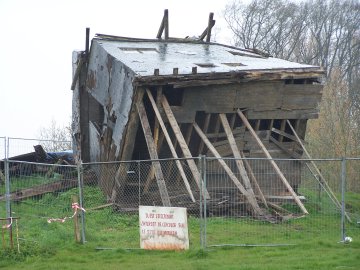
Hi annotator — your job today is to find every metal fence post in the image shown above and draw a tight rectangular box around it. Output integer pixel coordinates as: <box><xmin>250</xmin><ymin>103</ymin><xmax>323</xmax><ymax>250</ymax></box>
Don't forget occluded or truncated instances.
<box><xmin>199</xmin><ymin>155</ymin><xmax>207</xmax><ymax>249</ymax></box>
<box><xmin>4</xmin><ymin>158</ymin><xmax>11</xmax><ymax>228</ymax></box>
<box><xmin>340</xmin><ymin>157</ymin><xmax>346</xmax><ymax>242</ymax></box>
<box><xmin>202</xmin><ymin>155</ymin><xmax>207</xmax><ymax>249</ymax></box>
<box><xmin>198</xmin><ymin>156</ymin><xmax>204</xmax><ymax>249</ymax></box>
<box><xmin>77</xmin><ymin>161</ymin><xmax>86</xmax><ymax>244</ymax></box>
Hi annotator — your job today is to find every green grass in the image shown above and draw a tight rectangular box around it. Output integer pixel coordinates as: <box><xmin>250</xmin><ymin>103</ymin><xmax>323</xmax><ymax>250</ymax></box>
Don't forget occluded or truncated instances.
<box><xmin>1</xmin><ymin>180</ymin><xmax>360</xmax><ymax>269</ymax></box>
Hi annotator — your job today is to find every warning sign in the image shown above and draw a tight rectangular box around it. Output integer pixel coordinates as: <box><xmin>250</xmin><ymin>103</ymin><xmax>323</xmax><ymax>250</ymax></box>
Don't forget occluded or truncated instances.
<box><xmin>139</xmin><ymin>206</ymin><xmax>189</xmax><ymax>250</ymax></box>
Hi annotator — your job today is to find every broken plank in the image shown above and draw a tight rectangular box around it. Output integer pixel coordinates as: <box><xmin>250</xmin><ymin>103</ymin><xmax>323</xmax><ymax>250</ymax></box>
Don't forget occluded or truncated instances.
<box><xmin>137</xmin><ymin>100</ymin><xmax>171</xmax><ymax>207</ymax></box>
<box><xmin>161</xmin><ymin>95</ymin><xmax>210</xmax><ymax>199</ymax></box>
<box><xmin>146</xmin><ymin>89</ymin><xmax>195</xmax><ymax>202</ymax></box>
<box><xmin>237</xmin><ymin>109</ymin><xmax>308</xmax><ymax>214</ymax></box>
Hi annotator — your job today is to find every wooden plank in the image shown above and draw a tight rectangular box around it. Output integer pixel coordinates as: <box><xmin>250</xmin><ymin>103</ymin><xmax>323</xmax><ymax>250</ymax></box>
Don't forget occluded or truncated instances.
<box><xmin>193</xmin><ymin>122</ymin><xmax>264</xmax><ymax>216</ymax></box>
<box><xmin>146</xmin><ymin>89</ymin><xmax>195</xmax><ymax>202</ymax></box>
<box><xmin>269</xmin><ymin>137</ymin><xmax>303</xmax><ymax>159</ymax></box>
<box><xmin>286</xmin><ymin>120</ymin><xmax>351</xmax><ymax>221</ymax></box>
<box><xmin>137</xmin><ymin>100</ymin><xmax>171</xmax><ymax>207</ymax></box>
<box><xmin>144</xmin><ymin>87</ymin><xmax>163</xmax><ymax>192</ymax></box>
<box><xmin>111</xmin><ymin>88</ymin><xmax>144</xmax><ymax>202</ymax></box>
<box><xmin>161</xmin><ymin>95</ymin><xmax>210</xmax><ymax>199</ymax></box>
<box><xmin>240</xmin><ymin>151</ymin><xmax>268</xmax><ymax>208</ymax></box>
<box><xmin>237</xmin><ymin>109</ymin><xmax>308</xmax><ymax>214</ymax></box>
<box><xmin>219</xmin><ymin>113</ymin><xmax>262</xmax><ymax>215</ymax></box>
<box><xmin>271</xmin><ymin>128</ymin><xmax>306</xmax><ymax>144</ymax></box>
<box><xmin>278</xmin><ymin>120</ymin><xmax>286</xmax><ymax>142</ymax></box>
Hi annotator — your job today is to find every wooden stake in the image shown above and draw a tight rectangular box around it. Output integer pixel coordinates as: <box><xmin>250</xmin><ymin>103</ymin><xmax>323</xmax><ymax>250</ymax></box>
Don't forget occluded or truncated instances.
<box><xmin>161</xmin><ymin>95</ymin><xmax>210</xmax><ymax>199</ymax></box>
<box><xmin>237</xmin><ymin>109</ymin><xmax>308</xmax><ymax>214</ymax></box>
<box><xmin>193</xmin><ymin>122</ymin><xmax>264</xmax><ymax>216</ymax></box>
<box><xmin>137</xmin><ymin>100</ymin><xmax>171</xmax><ymax>206</ymax></box>
<box><xmin>72</xmin><ymin>195</ymin><xmax>81</xmax><ymax>243</ymax></box>
<box><xmin>146</xmin><ymin>89</ymin><xmax>195</xmax><ymax>202</ymax></box>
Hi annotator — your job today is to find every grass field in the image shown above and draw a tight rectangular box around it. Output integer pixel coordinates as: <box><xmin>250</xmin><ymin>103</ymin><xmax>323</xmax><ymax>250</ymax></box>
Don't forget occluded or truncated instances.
<box><xmin>1</xmin><ymin>179</ymin><xmax>360</xmax><ymax>269</ymax></box>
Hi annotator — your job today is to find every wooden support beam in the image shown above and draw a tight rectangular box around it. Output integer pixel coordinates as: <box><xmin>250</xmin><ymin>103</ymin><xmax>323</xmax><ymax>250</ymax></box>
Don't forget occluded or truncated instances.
<box><xmin>111</xmin><ymin>88</ymin><xmax>144</xmax><ymax>202</ymax></box>
<box><xmin>271</xmin><ymin>128</ymin><xmax>306</xmax><ymax>145</ymax></box>
<box><xmin>137</xmin><ymin>100</ymin><xmax>171</xmax><ymax>207</ymax></box>
<box><xmin>198</xmin><ymin>114</ymin><xmax>211</xmax><ymax>155</ymax></box>
<box><xmin>161</xmin><ymin>95</ymin><xmax>210</xmax><ymax>199</ymax></box>
<box><xmin>230</xmin><ymin>113</ymin><xmax>236</xmax><ymax>130</ymax></box>
<box><xmin>255</xmin><ymin>120</ymin><xmax>261</xmax><ymax>131</ymax></box>
<box><xmin>146</xmin><ymin>89</ymin><xmax>195</xmax><ymax>202</ymax></box>
<box><xmin>279</xmin><ymin>120</ymin><xmax>287</xmax><ymax>142</ymax></box>
<box><xmin>286</xmin><ymin>120</ymin><xmax>351</xmax><ymax>221</ymax></box>
<box><xmin>240</xmin><ymin>151</ymin><xmax>268</xmax><ymax>208</ymax></box>
<box><xmin>193</xmin><ymin>122</ymin><xmax>264</xmax><ymax>216</ymax></box>
<box><xmin>145</xmin><ymin>87</ymin><xmax>163</xmax><ymax>189</ymax></box>
<box><xmin>213</xmin><ymin>115</ymin><xmax>221</xmax><ymax>143</ymax></box>
<box><xmin>219</xmin><ymin>114</ymin><xmax>258</xmax><ymax>196</ymax></box>
<box><xmin>237</xmin><ymin>109</ymin><xmax>308</xmax><ymax>214</ymax></box>
<box><xmin>269</xmin><ymin>136</ymin><xmax>303</xmax><ymax>159</ymax></box>
<box><xmin>199</xmin><ymin>13</ymin><xmax>215</xmax><ymax>41</ymax></box>
<box><xmin>156</xmin><ymin>9</ymin><xmax>169</xmax><ymax>39</ymax></box>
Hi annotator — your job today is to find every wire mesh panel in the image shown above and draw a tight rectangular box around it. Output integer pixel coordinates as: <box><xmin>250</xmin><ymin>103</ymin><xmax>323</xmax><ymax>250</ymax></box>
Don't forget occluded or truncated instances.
<box><xmin>0</xmin><ymin>137</ymin><xmax>5</xmax><ymax>159</ymax></box>
<box><xmin>344</xmin><ymin>158</ymin><xmax>360</xmax><ymax>242</ymax></box>
<box><xmin>203</xmin><ymin>157</ymin><xmax>344</xmax><ymax>247</ymax></box>
<box><xmin>7</xmin><ymin>137</ymin><xmax>72</xmax><ymax>158</ymax></box>
<box><xmin>1</xmin><ymin>161</ymin><xmax>79</xmax><ymax>249</ymax></box>
<box><xmin>81</xmin><ymin>158</ymin><xmax>202</xmax><ymax>249</ymax></box>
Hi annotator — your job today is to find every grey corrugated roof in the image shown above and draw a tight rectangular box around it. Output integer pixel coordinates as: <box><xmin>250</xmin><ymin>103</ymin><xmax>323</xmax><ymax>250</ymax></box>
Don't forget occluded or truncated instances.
<box><xmin>94</xmin><ymin>35</ymin><xmax>320</xmax><ymax>76</ymax></box>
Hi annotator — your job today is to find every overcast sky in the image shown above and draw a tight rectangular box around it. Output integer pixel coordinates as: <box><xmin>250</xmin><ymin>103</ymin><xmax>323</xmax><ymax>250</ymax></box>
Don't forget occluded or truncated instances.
<box><xmin>0</xmin><ymin>0</ymin><xmax>233</xmax><ymax>139</ymax></box>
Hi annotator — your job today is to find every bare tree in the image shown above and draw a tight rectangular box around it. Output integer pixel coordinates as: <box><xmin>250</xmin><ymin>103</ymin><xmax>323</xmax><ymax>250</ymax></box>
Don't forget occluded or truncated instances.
<box><xmin>224</xmin><ymin>0</ymin><xmax>360</xmax><ymax>158</ymax></box>
<box><xmin>224</xmin><ymin>0</ymin><xmax>360</xmax><ymax>82</ymax></box>
<box><xmin>37</xmin><ymin>119</ymin><xmax>72</xmax><ymax>152</ymax></box>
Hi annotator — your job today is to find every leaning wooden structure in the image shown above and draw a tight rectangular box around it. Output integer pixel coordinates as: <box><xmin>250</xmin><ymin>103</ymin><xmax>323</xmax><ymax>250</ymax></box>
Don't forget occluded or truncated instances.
<box><xmin>71</xmin><ymin>12</ymin><xmax>324</xmax><ymax>217</ymax></box>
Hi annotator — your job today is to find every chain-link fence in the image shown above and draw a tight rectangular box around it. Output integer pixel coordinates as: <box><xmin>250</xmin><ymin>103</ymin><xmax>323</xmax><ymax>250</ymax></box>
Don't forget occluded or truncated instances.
<box><xmin>1</xmin><ymin>154</ymin><xmax>359</xmax><ymax>251</ymax></box>
<box><xmin>0</xmin><ymin>137</ymin><xmax>5</xmax><ymax>159</ymax></box>
<box><xmin>6</xmin><ymin>137</ymin><xmax>72</xmax><ymax>158</ymax></box>
<box><xmin>81</xmin><ymin>158</ymin><xmax>203</xmax><ymax>248</ymax></box>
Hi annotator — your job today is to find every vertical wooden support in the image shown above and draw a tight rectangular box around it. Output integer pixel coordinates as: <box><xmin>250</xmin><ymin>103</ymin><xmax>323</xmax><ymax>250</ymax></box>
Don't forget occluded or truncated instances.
<box><xmin>137</xmin><ymin>101</ymin><xmax>171</xmax><ymax>207</ymax></box>
<box><xmin>213</xmin><ymin>115</ymin><xmax>221</xmax><ymax>143</ymax></box>
<box><xmin>237</xmin><ymin>109</ymin><xmax>308</xmax><ymax>214</ymax></box>
<box><xmin>279</xmin><ymin>120</ymin><xmax>287</xmax><ymax>142</ymax></box>
<box><xmin>255</xmin><ymin>120</ymin><xmax>261</xmax><ymax>131</ymax></box>
<box><xmin>206</xmin><ymin>12</ymin><xmax>214</xmax><ymax>42</ymax></box>
<box><xmin>161</xmin><ymin>96</ymin><xmax>210</xmax><ymax>199</ymax></box>
<box><xmin>230</xmin><ymin>113</ymin><xmax>236</xmax><ymax>130</ymax></box>
<box><xmin>193</xmin><ymin>122</ymin><xmax>264</xmax><ymax>216</ymax></box>
<box><xmin>72</xmin><ymin>195</ymin><xmax>81</xmax><ymax>243</ymax></box>
<box><xmin>146</xmin><ymin>90</ymin><xmax>195</xmax><ymax>202</ymax></box>
<box><xmin>197</xmin><ymin>114</ymin><xmax>211</xmax><ymax>155</ymax></box>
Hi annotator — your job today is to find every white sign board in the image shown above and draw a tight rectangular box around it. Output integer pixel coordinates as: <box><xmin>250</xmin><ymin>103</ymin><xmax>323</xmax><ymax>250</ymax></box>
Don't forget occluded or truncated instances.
<box><xmin>139</xmin><ymin>206</ymin><xmax>189</xmax><ymax>250</ymax></box>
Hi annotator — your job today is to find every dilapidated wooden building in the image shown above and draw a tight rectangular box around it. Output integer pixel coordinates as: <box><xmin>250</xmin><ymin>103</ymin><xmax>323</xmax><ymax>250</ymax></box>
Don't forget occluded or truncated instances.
<box><xmin>72</xmin><ymin>14</ymin><xmax>324</xmax><ymax>216</ymax></box>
